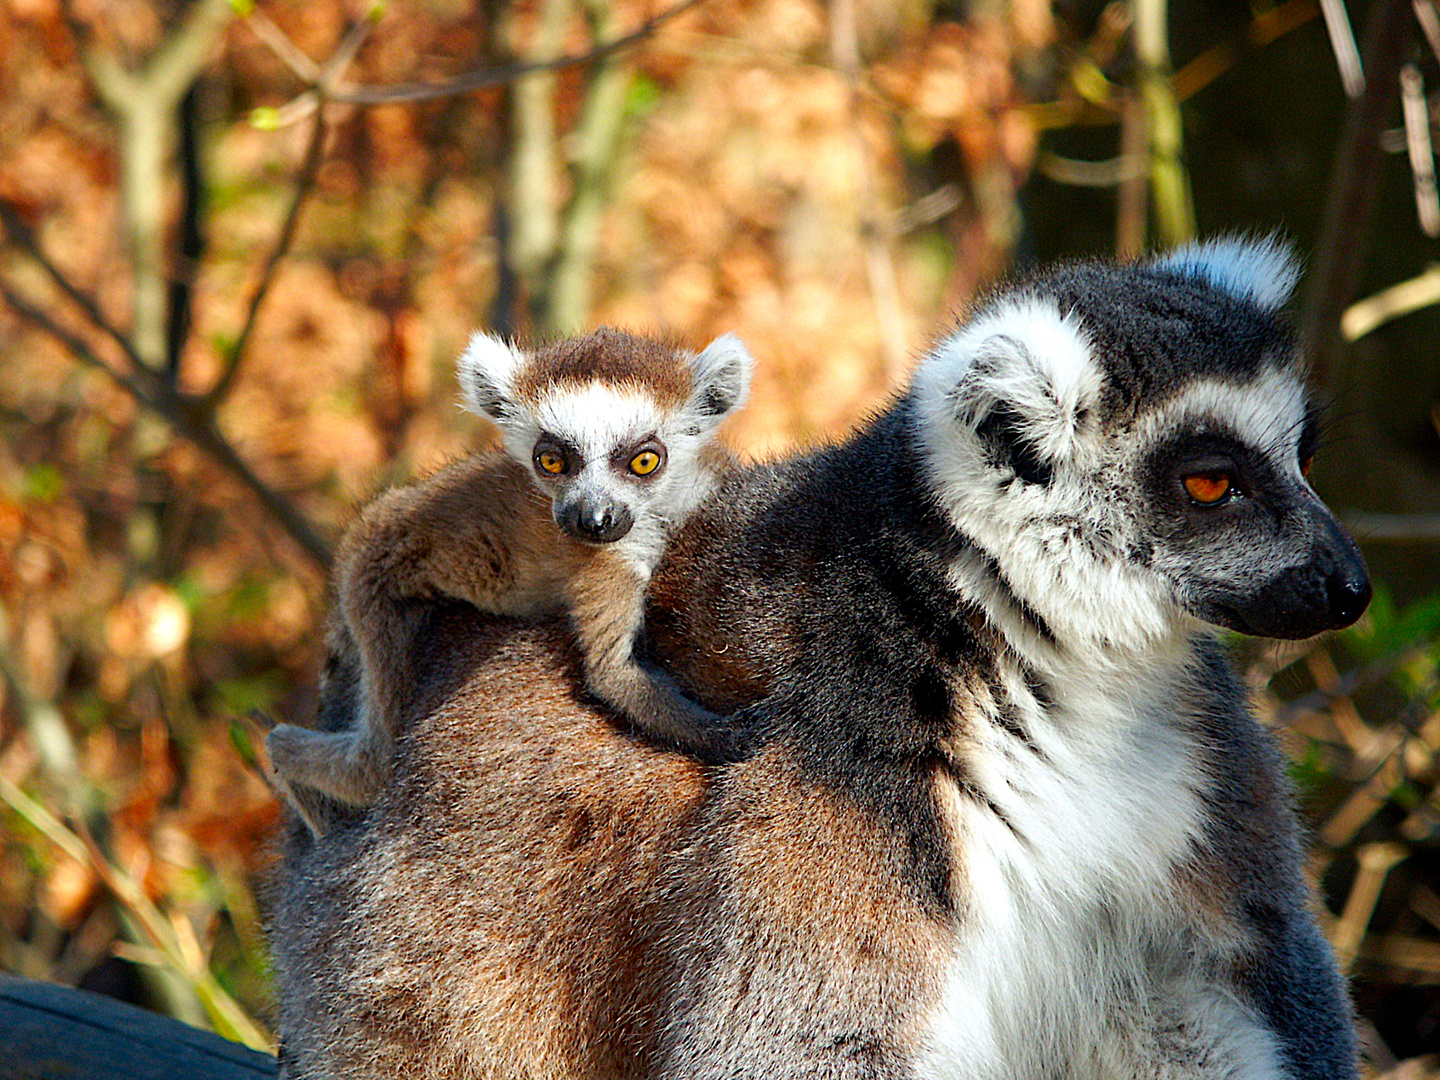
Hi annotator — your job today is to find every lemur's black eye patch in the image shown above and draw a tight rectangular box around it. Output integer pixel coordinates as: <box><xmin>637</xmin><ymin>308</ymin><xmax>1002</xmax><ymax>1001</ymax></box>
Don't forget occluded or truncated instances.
<box><xmin>976</xmin><ymin>404</ymin><xmax>1053</xmax><ymax>486</ymax></box>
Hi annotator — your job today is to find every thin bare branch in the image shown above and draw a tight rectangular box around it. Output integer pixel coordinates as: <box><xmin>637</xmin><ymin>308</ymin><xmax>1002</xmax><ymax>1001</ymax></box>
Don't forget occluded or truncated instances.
<box><xmin>75</xmin><ymin>0</ymin><xmax>233</xmax><ymax>370</ymax></box>
<box><xmin>145</xmin><ymin>0</ymin><xmax>234</xmax><ymax>106</ymax></box>
<box><xmin>1400</xmin><ymin>64</ymin><xmax>1440</xmax><ymax>236</ymax></box>
<box><xmin>1115</xmin><ymin>90</ymin><xmax>1148</xmax><ymax>258</ymax></box>
<box><xmin>887</xmin><ymin>185</ymin><xmax>963</xmax><ymax>238</ymax></box>
<box><xmin>320</xmin><ymin>9</ymin><xmax>380</xmax><ymax>84</ymax></box>
<box><xmin>0</xmin><ymin>281</ymin><xmax>332</xmax><ymax>569</ymax></box>
<box><xmin>202</xmin><ymin>111</ymin><xmax>328</xmax><ymax>410</ymax></box>
<box><xmin>1036</xmin><ymin>150</ymin><xmax>1146</xmax><ymax>188</ymax></box>
<box><xmin>0</xmin><ymin>200</ymin><xmax>147</xmax><ymax>371</ymax></box>
<box><xmin>1320</xmin><ymin>0</ymin><xmax>1366</xmax><ymax>98</ymax></box>
<box><xmin>1302</xmin><ymin>0</ymin><xmax>1421</xmax><ymax>389</ymax></box>
<box><xmin>0</xmin><ymin>279</ymin><xmax>158</xmax><ymax>407</ymax></box>
<box><xmin>1132</xmin><ymin>0</ymin><xmax>1196</xmax><ymax>246</ymax></box>
<box><xmin>508</xmin><ymin>0</ymin><xmax>571</xmax><ymax>315</ymax></box>
<box><xmin>1418</xmin><ymin>0</ymin><xmax>1440</xmax><ymax>62</ymax></box>
<box><xmin>329</xmin><ymin>0</ymin><xmax>706</xmax><ymax>106</ymax></box>
<box><xmin>547</xmin><ymin>0</ymin><xmax>634</xmax><ymax>333</ymax></box>
<box><xmin>1342</xmin><ymin>510</ymin><xmax>1440</xmax><ymax>541</ymax></box>
<box><xmin>240</xmin><ymin>7</ymin><xmax>323</xmax><ymax>83</ymax></box>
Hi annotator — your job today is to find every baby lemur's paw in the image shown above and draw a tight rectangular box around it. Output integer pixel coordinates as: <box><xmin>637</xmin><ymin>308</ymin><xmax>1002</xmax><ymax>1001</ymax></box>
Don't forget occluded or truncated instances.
<box><xmin>700</xmin><ymin>716</ymin><xmax>752</xmax><ymax>765</ymax></box>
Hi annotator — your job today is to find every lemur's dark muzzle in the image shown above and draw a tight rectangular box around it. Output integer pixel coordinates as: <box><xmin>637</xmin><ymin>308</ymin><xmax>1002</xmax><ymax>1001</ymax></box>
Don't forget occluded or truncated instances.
<box><xmin>1223</xmin><ymin>512</ymin><xmax>1370</xmax><ymax>639</ymax></box>
<box><xmin>557</xmin><ymin>497</ymin><xmax>634</xmax><ymax>544</ymax></box>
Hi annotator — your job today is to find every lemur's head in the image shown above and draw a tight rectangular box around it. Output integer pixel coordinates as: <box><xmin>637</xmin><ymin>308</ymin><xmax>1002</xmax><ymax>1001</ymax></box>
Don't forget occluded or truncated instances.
<box><xmin>458</xmin><ymin>327</ymin><xmax>751</xmax><ymax>547</ymax></box>
<box><xmin>912</xmin><ymin>237</ymin><xmax>1369</xmax><ymax>661</ymax></box>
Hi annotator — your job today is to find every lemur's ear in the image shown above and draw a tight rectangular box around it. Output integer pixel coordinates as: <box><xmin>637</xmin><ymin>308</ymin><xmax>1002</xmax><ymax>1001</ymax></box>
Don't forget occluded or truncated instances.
<box><xmin>457</xmin><ymin>333</ymin><xmax>527</xmax><ymax>422</ymax></box>
<box><xmin>687</xmin><ymin>334</ymin><xmax>753</xmax><ymax>421</ymax></box>
<box><xmin>1150</xmin><ymin>235</ymin><xmax>1301</xmax><ymax>312</ymax></box>
<box><xmin>917</xmin><ymin>297</ymin><xmax>1100</xmax><ymax>485</ymax></box>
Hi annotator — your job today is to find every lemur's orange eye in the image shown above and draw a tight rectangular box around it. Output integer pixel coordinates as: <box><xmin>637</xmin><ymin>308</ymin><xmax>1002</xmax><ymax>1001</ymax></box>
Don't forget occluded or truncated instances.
<box><xmin>1300</xmin><ymin>455</ymin><xmax>1314</xmax><ymax>477</ymax></box>
<box><xmin>1183</xmin><ymin>471</ymin><xmax>1233</xmax><ymax>505</ymax></box>
<box><xmin>537</xmin><ymin>451</ymin><xmax>566</xmax><ymax>475</ymax></box>
<box><xmin>629</xmin><ymin>450</ymin><xmax>661</xmax><ymax>476</ymax></box>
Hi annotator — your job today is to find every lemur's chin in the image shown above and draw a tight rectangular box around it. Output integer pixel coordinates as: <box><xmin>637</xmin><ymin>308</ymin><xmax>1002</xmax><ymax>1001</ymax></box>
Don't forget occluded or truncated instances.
<box><xmin>1193</xmin><ymin>574</ymin><xmax>1372</xmax><ymax>640</ymax></box>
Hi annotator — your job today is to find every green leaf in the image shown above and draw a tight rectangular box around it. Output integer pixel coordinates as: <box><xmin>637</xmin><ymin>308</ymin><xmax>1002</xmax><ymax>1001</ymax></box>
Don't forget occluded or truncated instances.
<box><xmin>209</xmin><ymin>673</ymin><xmax>286</xmax><ymax>716</ymax></box>
<box><xmin>230</xmin><ymin>719</ymin><xmax>259</xmax><ymax>768</ymax></box>
<box><xmin>23</xmin><ymin>463</ymin><xmax>65</xmax><ymax>504</ymax></box>
<box><xmin>624</xmin><ymin>75</ymin><xmax>660</xmax><ymax>121</ymax></box>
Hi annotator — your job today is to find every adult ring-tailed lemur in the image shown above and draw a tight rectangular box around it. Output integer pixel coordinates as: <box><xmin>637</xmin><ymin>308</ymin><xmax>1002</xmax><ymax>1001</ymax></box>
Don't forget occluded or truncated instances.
<box><xmin>270</xmin><ymin>238</ymin><xmax>1367</xmax><ymax>1080</ymax></box>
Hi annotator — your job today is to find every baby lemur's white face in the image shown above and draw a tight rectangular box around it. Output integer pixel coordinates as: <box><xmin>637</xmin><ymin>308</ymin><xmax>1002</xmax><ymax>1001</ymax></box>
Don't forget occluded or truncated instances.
<box><xmin>457</xmin><ymin>328</ymin><xmax>752</xmax><ymax>565</ymax></box>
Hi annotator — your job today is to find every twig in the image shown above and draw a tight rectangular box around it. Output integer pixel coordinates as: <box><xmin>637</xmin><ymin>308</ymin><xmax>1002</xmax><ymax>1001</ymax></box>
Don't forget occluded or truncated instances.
<box><xmin>1400</xmin><ymin>64</ymin><xmax>1440</xmax><ymax>237</ymax></box>
<box><xmin>202</xmin><ymin>110</ymin><xmax>329</xmax><ymax>410</ymax></box>
<box><xmin>79</xmin><ymin>0</ymin><xmax>235</xmax><ymax>370</ymax></box>
<box><xmin>0</xmin><ymin>200</ymin><xmax>147</xmax><ymax>371</ymax></box>
<box><xmin>1132</xmin><ymin>0</ymin><xmax>1196</xmax><ymax>246</ymax></box>
<box><xmin>1341</xmin><ymin>264</ymin><xmax>1440</xmax><ymax>340</ymax></box>
<box><xmin>1332</xmin><ymin>842</ymin><xmax>1407</xmax><ymax>970</ymax></box>
<box><xmin>888</xmin><ymin>185</ymin><xmax>962</xmax><ymax>237</ymax></box>
<box><xmin>240</xmin><ymin>6</ymin><xmax>322</xmax><ymax>83</ymax></box>
<box><xmin>1171</xmin><ymin>0</ymin><xmax>1320</xmax><ymax>99</ymax></box>
<box><xmin>507</xmin><ymin>0</ymin><xmax>571</xmax><ymax>319</ymax></box>
<box><xmin>1300</xmin><ymin>0</ymin><xmax>1413</xmax><ymax>390</ymax></box>
<box><xmin>1037</xmin><ymin>150</ymin><xmax>1146</xmax><ymax>188</ymax></box>
<box><xmin>546</xmin><ymin>0</ymin><xmax>635</xmax><ymax>333</ymax></box>
<box><xmin>319</xmin><ymin>8</ymin><xmax>381</xmax><ymax>83</ymax></box>
<box><xmin>1417</xmin><ymin>0</ymin><xmax>1440</xmax><ymax>62</ymax></box>
<box><xmin>1116</xmin><ymin>91</ymin><xmax>1148</xmax><ymax>258</ymax></box>
<box><xmin>267</xmin><ymin>0</ymin><xmax>708</xmax><ymax>113</ymax></box>
<box><xmin>0</xmin><ymin>279</ymin><xmax>332</xmax><ymax>568</ymax></box>
<box><xmin>0</xmin><ymin>279</ymin><xmax>160</xmax><ymax>407</ymax></box>
<box><xmin>1320</xmin><ymin>0</ymin><xmax>1367</xmax><ymax>98</ymax></box>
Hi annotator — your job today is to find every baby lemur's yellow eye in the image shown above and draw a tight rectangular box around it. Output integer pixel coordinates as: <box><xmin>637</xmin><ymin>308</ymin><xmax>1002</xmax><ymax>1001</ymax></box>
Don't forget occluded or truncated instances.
<box><xmin>629</xmin><ymin>450</ymin><xmax>661</xmax><ymax>476</ymax></box>
<box><xmin>537</xmin><ymin>451</ymin><xmax>566</xmax><ymax>475</ymax></box>
<box><xmin>1300</xmin><ymin>455</ymin><xmax>1314</xmax><ymax>477</ymax></box>
<box><xmin>1183</xmin><ymin>471</ymin><xmax>1232</xmax><ymax>505</ymax></box>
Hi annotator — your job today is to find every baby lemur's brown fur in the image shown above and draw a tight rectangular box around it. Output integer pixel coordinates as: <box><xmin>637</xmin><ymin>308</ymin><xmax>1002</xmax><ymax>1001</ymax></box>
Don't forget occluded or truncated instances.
<box><xmin>265</xmin><ymin>328</ymin><xmax>753</xmax><ymax>826</ymax></box>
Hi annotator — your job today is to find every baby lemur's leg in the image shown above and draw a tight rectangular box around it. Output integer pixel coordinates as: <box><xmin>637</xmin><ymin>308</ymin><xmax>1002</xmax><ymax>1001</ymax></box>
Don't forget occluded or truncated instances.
<box><xmin>266</xmin><ymin>599</ymin><xmax>431</xmax><ymax>810</ymax></box>
<box><xmin>567</xmin><ymin>555</ymin><xmax>739</xmax><ymax>761</ymax></box>
<box><xmin>268</xmin><ymin>456</ymin><xmax>564</xmax><ymax>810</ymax></box>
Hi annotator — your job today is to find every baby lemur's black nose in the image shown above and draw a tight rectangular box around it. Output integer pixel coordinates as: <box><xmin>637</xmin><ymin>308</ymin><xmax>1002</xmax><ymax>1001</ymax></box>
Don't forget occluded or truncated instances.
<box><xmin>561</xmin><ymin>499</ymin><xmax>634</xmax><ymax>544</ymax></box>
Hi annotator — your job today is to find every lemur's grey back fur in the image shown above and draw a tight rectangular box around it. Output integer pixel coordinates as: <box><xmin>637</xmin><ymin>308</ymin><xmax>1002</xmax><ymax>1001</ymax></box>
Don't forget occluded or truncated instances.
<box><xmin>270</xmin><ymin>239</ymin><xmax>1363</xmax><ymax>1080</ymax></box>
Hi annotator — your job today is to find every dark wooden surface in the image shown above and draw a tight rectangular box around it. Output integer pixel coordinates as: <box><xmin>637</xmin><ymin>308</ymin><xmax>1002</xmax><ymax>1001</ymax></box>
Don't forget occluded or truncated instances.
<box><xmin>0</xmin><ymin>974</ymin><xmax>277</xmax><ymax>1079</ymax></box>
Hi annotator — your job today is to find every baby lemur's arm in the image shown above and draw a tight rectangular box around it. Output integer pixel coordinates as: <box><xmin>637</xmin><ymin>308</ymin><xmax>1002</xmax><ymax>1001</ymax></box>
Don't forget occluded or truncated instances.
<box><xmin>267</xmin><ymin>454</ymin><xmax>582</xmax><ymax>810</ymax></box>
<box><xmin>567</xmin><ymin>555</ymin><xmax>744</xmax><ymax>764</ymax></box>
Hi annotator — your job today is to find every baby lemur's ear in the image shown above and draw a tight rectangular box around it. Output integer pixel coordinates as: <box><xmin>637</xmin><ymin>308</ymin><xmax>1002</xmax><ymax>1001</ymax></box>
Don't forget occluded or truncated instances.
<box><xmin>457</xmin><ymin>333</ymin><xmax>528</xmax><ymax>422</ymax></box>
<box><xmin>687</xmin><ymin>334</ymin><xmax>753</xmax><ymax>422</ymax></box>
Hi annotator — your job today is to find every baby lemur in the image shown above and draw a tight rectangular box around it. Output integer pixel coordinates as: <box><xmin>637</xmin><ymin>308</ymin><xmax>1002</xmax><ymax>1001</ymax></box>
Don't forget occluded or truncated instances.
<box><xmin>265</xmin><ymin>327</ymin><xmax>752</xmax><ymax>816</ymax></box>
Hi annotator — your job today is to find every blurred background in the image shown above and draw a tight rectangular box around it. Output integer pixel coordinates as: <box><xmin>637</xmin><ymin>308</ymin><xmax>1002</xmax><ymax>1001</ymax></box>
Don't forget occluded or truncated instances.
<box><xmin>0</xmin><ymin>0</ymin><xmax>1437</xmax><ymax>1069</ymax></box>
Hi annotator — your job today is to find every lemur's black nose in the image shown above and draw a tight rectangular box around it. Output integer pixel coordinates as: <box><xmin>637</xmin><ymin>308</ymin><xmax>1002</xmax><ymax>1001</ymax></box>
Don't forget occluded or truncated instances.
<box><xmin>561</xmin><ymin>499</ymin><xmax>633</xmax><ymax>544</ymax></box>
<box><xmin>1317</xmin><ymin>514</ymin><xmax>1370</xmax><ymax>630</ymax></box>
<box><xmin>1326</xmin><ymin>570</ymin><xmax>1371</xmax><ymax>629</ymax></box>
